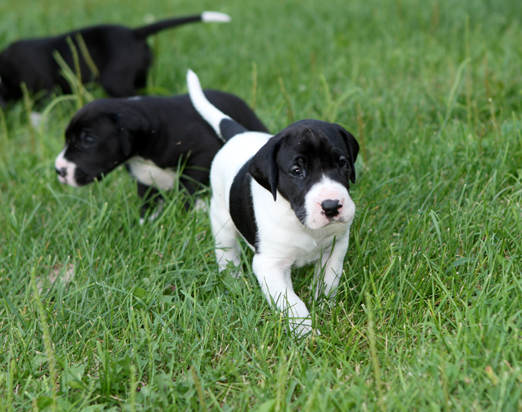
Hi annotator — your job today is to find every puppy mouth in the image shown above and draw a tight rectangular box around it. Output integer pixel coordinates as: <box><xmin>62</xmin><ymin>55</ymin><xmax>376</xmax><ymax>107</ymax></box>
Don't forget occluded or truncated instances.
<box><xmin>55</xmin><ymin>166</ymin><xmax>79</xmax><ymax>187</ymax></box>
<box><xmin>73</xmin><ymin>168</ymin><xmax>89</xmax><ymax>185</ymax></box>
<box><xmin>320</xmin><ymin>207</ymin><xmax>346</xmax><ymax>224</ymax></box>
<box><xmin>295</xmin><ymin>203</ymin><xmax>349</xmax><ymax>230</ymax></box>
<box><xmin>298</xmin><ymin>214</ymin><xmax>346</xmax><ymax>230</ymax></box>
<box><xmin>54</xmin><ymin>166</ymin><xmax>100</xmax><ymax>187</ymax></box>
<box><xmin>75</xmin><ymin>170</ymin><xmax>103</xmax><ymax>186</ymax></box>
<box><xmin>319</xmin><ymin>212</ymin><xmax>347</xmax><ymax>226</ymax></box>
<box><xmin>324</xmin><ymin>215</ymin><xmax>346</xmax><ymax>224</ymax></box>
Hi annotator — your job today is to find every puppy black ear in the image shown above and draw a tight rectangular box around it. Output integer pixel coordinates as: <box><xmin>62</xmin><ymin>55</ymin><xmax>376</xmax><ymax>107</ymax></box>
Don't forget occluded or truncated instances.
<box><xmin>249</xmin><ymin>135</ymin><xmax>283</xmax><ymax>201</ymax></box>
<box><xmin>339</xmin><ymin>127</ymin><xmax>359</xmax><ymax>183</ymax></box>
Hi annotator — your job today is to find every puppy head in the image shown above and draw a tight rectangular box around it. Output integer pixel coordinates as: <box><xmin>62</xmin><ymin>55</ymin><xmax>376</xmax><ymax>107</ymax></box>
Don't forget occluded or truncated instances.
<box><xmin>55</xmin><ymin>99</ymin><xmax>150</xmax><ymax>187</ymax></box>
<box><xmin>249</xmin><ymin>119</ymin><xmax>359</xmax><ymax>229</ymax></box>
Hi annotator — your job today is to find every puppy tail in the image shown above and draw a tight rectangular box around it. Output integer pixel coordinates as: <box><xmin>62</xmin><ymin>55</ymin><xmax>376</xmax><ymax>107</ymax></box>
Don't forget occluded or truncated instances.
<box><xmin>187</xmin><ymin>70</ymin><xmax>248</xmax><ymax>143</ymax></box>
<box><xmin>133</xmin><ymin>12</ymin><xmax>231</xmax><ymax>39</ymax></box>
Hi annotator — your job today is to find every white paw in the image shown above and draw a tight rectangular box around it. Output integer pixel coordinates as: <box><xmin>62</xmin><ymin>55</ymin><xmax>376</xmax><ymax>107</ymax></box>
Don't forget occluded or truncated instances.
<box><xmin>219</xmin><ymin>260</ymin><xmax>242</xmax><ymax>278</ymax></box>
<box><xmin>30</xmin><ymin>112</ymin><xmax>43</xmax><ymax>128</ymax></box>
<box><xmin>140</xmin><ymin>199</ymin><xmax>165</xmax><ymax>225</ymax></box>
<box><xmin>289</xmin><ymin>319</ymin><xmax>320</xmax><ymax>339</ymax></box>
<box><xmin>194</xmin><ymin>197</ymin><xmax>209</xmax><ymax>212</ymax></box>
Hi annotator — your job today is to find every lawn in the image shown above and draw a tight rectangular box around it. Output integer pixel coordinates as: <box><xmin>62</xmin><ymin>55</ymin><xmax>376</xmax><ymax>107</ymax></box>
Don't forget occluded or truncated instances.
<box><xmin>1</xmin><ymin>0</ymin><xmax>522</xmax><ymax>410</ymax></box>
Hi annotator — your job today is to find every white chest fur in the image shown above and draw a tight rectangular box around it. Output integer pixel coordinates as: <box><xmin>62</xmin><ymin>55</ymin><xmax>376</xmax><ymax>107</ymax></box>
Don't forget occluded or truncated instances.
<box><xmin>252</xmin><ymin>181</ymin><xmax>351</xmax><ymax>267</ymax></box>
<box><xmin>126</xmin><ymin>156</ymin><xmax>177</xmax><ymax>189</ymax></box>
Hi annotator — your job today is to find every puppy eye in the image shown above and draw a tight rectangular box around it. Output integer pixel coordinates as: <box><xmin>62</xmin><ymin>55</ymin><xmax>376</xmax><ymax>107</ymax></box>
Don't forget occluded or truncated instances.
<box><xmin>81</xmin><ymin>135</ymin><xmax>96</xmax><ymax>148</ymax></box>
<box><xmin>339</xmin><ymin>156</ymin><xmax>348</xmax><ymax>168</ymax></box>
<box><xmin>291</xmin><ymin>167</ymin><xmax>303</xmax><ymax>177</ymax></box>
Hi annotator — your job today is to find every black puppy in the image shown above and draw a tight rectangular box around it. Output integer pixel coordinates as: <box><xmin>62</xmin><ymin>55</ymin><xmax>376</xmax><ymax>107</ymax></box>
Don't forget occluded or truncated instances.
<box><xmin>54</xmin><ymin>91</ymin><xmax>268</xmax><ymax>219</ymax></box>
<box><xmin>0</xmin><ymin>12</ymin><xmax>230</xmax><ymax>107</ymax></box>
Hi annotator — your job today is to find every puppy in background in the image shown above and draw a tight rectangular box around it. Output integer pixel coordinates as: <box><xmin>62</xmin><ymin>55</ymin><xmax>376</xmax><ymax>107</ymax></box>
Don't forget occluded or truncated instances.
<box><xmin>187</xmin><ymin>70</ymin><xmax>359</xmax><ymax>337</ymax></box>
<box><xmin>55</xmin><ymin>90</ymin><xmax>268</xmax><ymax>220</ymax></box>
<box><xmin>0</xmin><ymin>12</ymin><xmax>230</xmax><ymax>107</ymax></box>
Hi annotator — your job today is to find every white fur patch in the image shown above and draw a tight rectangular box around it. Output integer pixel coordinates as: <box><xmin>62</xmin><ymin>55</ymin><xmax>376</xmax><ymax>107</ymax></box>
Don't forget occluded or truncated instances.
<box><xmin>187</xmin><ymin>70</ymin><xmax>232</xmax><ymax>138</ymax></box>
<box><xmin>252</xmin><ymin>180</ymin><xmax>351</xmax><ymax>266</ymax></box>
<box><xmin>139</xmin><ymin>199</ymin><xmax>165</xmax><ymax>225</ymax></box>
<box><xmin>303</xmin><ymin>177</ymin><xmax>355</xmax><ymax>229</ymax></box>
<box><xmin>55</xmin><ymin>146</ymin><xmax>80</xmax><ymax>187</ymax></box>
<box><xmin>126</xmin><ymin>156</ymin><xmax>177</xmax><ymax>190</ymax></box>
<box><xmin>194</xmin><ymin>197</ymin><xmax>209</xmax><ymax>212</ymax></box>
<box><xmin>31</xmin><ymin>112</ymin><xmax>43</xmax><ymax>128</ymax></box>
<box><xmin>201</xmin><ymin>11</ymin><xmax>231</xmax><ymax>23</ymax></box>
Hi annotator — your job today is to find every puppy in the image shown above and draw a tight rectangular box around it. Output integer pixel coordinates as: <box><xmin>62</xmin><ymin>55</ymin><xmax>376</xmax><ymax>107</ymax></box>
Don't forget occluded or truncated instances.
<box><xmin>54</xmin><ymin>91</ymin><xmax>268</xmax><ymax>219</ymax></box>
<box><xmin>187</xmin><ymin>70</ymin><xmax>359</xmax><ymax>337</ymax></box>
<box><xmin>0</xmin><ymin>12</ymin><xmax>230</xmax><ymax>107</ymax></box>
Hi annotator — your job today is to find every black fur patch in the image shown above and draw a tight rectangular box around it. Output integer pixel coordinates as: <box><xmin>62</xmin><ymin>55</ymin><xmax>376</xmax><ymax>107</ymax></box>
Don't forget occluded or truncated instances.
<box><xmin>249</xmin><ymin>119</ymin><xmax>359</xmax><ymax>226</ymax></box>
<box><xmin>229</xmin><ymin>161</ymin><xmax>258</xmax><ymax>249</ymax></box>
<box><xmin>219</xmin><ymin>118</ymin><xmax>248</xmax><ymax>141</ymax></box>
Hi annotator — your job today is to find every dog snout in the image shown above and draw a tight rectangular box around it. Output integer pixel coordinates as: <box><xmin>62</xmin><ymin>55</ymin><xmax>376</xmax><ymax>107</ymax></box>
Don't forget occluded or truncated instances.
<box><xmin>55</xmin><ymin>167</ymin><xmax>67</xmax><ymax>177</ymax></box>
<box><xmin>321</xmin><ymin>199</ymin><xmax>342</xmax><ymax>217</ymax></box>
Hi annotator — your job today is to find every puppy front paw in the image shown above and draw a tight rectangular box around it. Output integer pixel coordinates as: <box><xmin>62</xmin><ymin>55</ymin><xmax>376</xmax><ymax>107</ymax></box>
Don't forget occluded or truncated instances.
<box><xmin>289</xmin><ymin>319</ymin><xmax>321</xmax><ymax>339</ymax></box>
<box><xmin>219</xmin><ymin>260</ymin><xmax>243</xmax><ymax>278</ymax></box>
<box><xmin>194</xmin><ymin>197</ymin><xmax>209</xmax><ymax>212</ymax></box>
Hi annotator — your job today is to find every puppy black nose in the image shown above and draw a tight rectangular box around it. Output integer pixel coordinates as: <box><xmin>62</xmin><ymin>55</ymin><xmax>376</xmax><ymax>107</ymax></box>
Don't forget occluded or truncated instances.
<box><xmin>55</xmin><ymin>167</ymin><xmax>67</xmax><ymax>177</ymax></box>
<box><xmin>321</xmin><ymin>199</ymin><xmax>342</xmax><ymax>217</ymax></box>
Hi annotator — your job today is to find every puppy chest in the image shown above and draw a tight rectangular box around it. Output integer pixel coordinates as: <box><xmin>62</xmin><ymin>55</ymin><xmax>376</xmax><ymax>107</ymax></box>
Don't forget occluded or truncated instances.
<box><xmin>126</xmin><ymin>156</ymin><xmax>177</xmax><ymax>189</ymax></box>
<box><xmin>259</xmin><ymin>225</ymin><xmax>347</xmax><ymax>268</ymax></box>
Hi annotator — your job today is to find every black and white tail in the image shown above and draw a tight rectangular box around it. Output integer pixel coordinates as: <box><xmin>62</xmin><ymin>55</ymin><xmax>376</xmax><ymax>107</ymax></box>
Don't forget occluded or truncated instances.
<box><xmin>187</xmin><ymin>70</ymin><xmax>248</xmax><ymax>143</ymax></box>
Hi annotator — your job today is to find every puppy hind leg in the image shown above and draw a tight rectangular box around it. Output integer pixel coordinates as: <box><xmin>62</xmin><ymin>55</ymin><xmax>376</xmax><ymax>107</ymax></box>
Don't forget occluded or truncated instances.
<box><xmin>100</xmin><ymin>71</ymin><xmax>137</xmax><ymax>98</ymax></box>
<box><xmin>179</xmin><ymin>169</ymin><xmax>210</xmax><ymax>210</ymax></box>
<box><xmin>133</xmin><ymin>69</ymin><xmax>148</xmax><ymax>92</ymax></box>
<box><xmin>210</xmin><ymin>203</ymin><xmax>241</xmax><ymax>273</ymax></box>
<box><xmin>137</xmin><ymin>182</ymin><xmax>164</xmax><ymax>224</ymax></box>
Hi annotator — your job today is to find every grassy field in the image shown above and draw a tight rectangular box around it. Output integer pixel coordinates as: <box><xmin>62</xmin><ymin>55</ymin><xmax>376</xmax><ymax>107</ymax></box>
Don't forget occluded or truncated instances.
<box><xmin>1</xmin><ymin>0</ymin><xmax>522</xmax><ymax>410</ymax></box>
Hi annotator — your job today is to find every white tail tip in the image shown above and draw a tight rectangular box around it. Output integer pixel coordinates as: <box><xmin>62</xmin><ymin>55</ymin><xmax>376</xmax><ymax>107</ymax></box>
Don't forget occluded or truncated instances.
<box><xmin>186</xmin><ymin>69</ymin><xmax>231</xmax><ymax>142</ymax></box>
<box><xmin>186</xmin><ymin>69</ymin><xmax>201</xmax><ymax>93</ymax></box>
<box><xmin>201</xmin><ymin>11</ymin><xmax>231</xmax><ymax>23</ymax></box>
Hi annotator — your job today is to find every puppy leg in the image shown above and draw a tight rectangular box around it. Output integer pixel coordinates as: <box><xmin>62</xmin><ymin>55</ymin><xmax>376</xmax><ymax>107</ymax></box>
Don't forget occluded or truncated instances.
<box><xmin>210</xmin><ymin>200</ymin><xmax>241</xmax><ymax>272</ymax></box>
<box><xmin>179</xmin><ymin>169</ymin><xmax>208</xmax><ymax>210</ymax></box>
<box><xmin>253</xmin><ymin>254</ymin><xmax>314</xmax><ymax>337</ymax></box>
<box><xmin>313</xmin><ymin>232</ymin><xmax>350</xmax><ymax>301</ymax></box>
<box><xmin>100</xmin><ymin>69</ymin><xmax>137</xmax><ymax>97</ymax></box>
<box><xmin>137</xmin><ymin>182</ymin><xmax>164</xmax><ymax>224</ymax></box>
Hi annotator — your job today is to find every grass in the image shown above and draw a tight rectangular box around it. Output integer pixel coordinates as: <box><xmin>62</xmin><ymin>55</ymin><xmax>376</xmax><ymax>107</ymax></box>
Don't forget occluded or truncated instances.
<box><xmin>1</xmin><ymin>0</ymin><xmax>522</xmax><ymax>410</ymax></box>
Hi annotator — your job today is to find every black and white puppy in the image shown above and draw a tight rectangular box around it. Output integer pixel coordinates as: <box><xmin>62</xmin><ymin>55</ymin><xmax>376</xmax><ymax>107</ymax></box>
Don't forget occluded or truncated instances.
<box><xmin>187</xmin><ymin>70</ymin><xmax>359</xmax><ymax>337</ymax></box>
<box><xmin>54</xmin><ymin>91</ymin><xmax>268</xmax><ymax>219</ymax></box>
<box><xmin>0</xmin><ymin>12</ymin><xmax>230</xmax><ymax>107</ymax></box>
